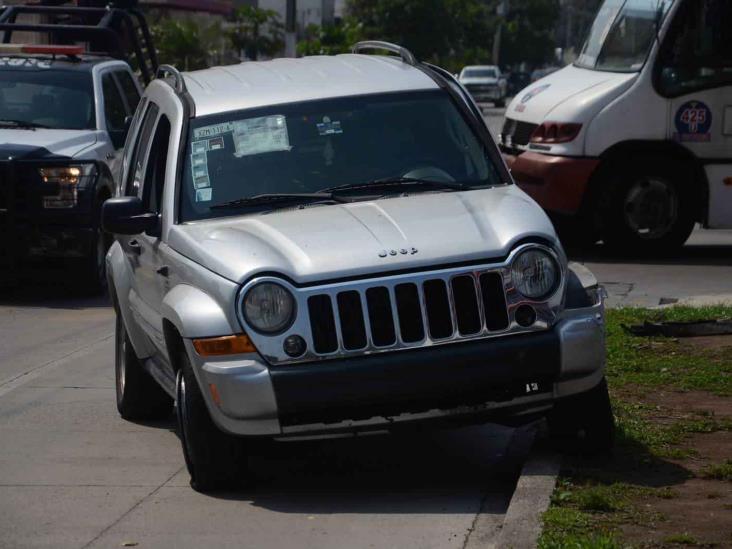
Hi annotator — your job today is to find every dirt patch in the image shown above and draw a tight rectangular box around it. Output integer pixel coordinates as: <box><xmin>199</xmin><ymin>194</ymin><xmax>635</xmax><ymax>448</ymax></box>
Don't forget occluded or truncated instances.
<box><xmin>678</xmin><ymin>334</ymin><xmax>732</xmax><ymax>354</ymax></box>
<box><xmin>635</xmin><ymin>389</ymin><xmax>732</xmax><ymax>419</ymax></box>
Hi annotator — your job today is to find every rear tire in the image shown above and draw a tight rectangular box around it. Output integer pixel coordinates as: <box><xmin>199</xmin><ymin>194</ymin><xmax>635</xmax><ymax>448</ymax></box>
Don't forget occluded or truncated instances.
<box><xmin>599</xmin><ymin>156</ymin><xmax>696</xmax><ymax>254</ymax></box>
<box><xmin>176</xmin><ymin>354</ymin><xmax>248</xmax><ymax>493</ymax></box>
<box><xmin>547</xmin><ymin>377</ymin><xmax>614</xmax><ymax>455</ymax></box>
<box><xmin>115</xmin><ymin>314</ymin><xmax>173</xmax><ymax>420</ymax></box>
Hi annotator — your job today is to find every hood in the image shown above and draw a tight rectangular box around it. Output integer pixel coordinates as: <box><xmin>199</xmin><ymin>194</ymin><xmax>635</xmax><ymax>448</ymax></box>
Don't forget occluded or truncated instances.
<box><xmin>507</xmin><ymin>64</ymin><xmax>638</xmax><ymax>123</ymax></box>
<box><xmin>168</xmin><ymin>185</ymin><xmax>559</xmax><ymax>285</ymax></box>
<box><xmin>0</xmin><ymin>129</ymin><xmax>98</xmax><ymax>160</ymax></box>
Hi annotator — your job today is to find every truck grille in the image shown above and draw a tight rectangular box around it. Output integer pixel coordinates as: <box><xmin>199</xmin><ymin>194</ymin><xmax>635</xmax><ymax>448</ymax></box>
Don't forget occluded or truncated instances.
<box><xmin>307</xmin><ymin>272</ymin><xmax>509</xmax><ymax>355</ymax></box>
<box><xmin>501</xmin><ymin>118</ymin><xmax>538</xmax><ymax>146</ymax></box>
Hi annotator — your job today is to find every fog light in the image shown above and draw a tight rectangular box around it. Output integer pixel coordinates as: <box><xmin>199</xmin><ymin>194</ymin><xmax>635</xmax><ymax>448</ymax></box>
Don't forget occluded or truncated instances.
<box><xmin>283</xmin><ymin>335</ymin><xmax>306</xmax><ymax>357</ymax></box>
<box><xmin>515</xmin><ymin>305</ymin><xmax>537</xmax><ymax>327</ymax></box>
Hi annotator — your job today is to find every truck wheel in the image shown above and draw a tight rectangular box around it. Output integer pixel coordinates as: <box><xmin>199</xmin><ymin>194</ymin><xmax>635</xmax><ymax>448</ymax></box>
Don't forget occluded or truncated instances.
<box><xmin>175</xmin><ymin>355</ymin><xmax>248</xmax><ymax>493</ymax></box>
<box><xmin>547</xmin><ymin>377</ymin><xmax>614</xmax><ymax>455</ymax></box>
<box><xmin>115</xmin><ymin>314</ymin><xmax>172</xmax><ymax>420</ymax></box>
<box><xmin>83</xmin><ymin>214</ymin><xmax>113</xmax><ymax>295</ymax></box>
<box><xmin>600</xmin><ymin>157</ymin><xmax>696</xmax><ymax>253</ymax></box>
<box><xmin>494</xmin><ymin>98</ymin><xmax>505</xmax><ymax>108</ymax></box>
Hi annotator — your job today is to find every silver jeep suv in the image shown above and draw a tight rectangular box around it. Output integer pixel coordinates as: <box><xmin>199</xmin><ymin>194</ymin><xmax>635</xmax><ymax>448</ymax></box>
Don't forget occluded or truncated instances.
<box><xmin>104</xmin><ymin>43</ymin><xmax>612</xmax><ymax>492</ymax></box>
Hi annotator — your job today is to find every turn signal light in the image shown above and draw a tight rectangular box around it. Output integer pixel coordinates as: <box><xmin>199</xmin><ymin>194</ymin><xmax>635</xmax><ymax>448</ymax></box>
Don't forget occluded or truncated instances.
<box><xmin>530</xmin><ymin>122</ymin><xmax>582</xmax><ymax>144</ymax></box>
<box><xmin>192</xmin><ymin>334</ymin><xmax>256</xmax><ymax>356</ymax></box>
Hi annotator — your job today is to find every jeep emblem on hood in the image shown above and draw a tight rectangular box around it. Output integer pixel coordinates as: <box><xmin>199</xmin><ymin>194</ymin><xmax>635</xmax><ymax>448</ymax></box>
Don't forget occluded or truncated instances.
<box><xmin>379</xmin><ymin>248</ymin><xmax>418</xmax><ymax>257</ymax></box>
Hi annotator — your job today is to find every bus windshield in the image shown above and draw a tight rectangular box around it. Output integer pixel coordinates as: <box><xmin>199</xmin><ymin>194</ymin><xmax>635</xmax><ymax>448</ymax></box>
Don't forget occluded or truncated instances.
<box><xmin>575</xmin><ymin>0</ymin><xmax>673</xmax><ymax>72</ymax></box>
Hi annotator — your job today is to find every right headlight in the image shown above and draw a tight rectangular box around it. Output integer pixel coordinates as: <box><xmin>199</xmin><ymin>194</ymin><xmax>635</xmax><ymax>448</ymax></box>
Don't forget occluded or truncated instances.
<box><xmin>243</xmin><ymin>282</ymin><xmax>296</xmax><ymax>334</ymax></box>
<box><xmin>511</xmin><ymin>248</ymin><xmax>559</xmax><ymax>300</ymax></box>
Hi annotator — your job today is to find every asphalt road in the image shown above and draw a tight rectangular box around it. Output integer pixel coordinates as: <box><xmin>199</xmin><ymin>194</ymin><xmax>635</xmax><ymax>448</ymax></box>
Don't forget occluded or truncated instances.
<box><xmin>0</xmin><ymin>105</ymin><xmax>729</xmax><ymax>548</ymax></box>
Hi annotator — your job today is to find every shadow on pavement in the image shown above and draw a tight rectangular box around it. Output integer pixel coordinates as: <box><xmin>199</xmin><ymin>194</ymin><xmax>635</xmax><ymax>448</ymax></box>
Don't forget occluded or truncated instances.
<box><xmin>210</xmin><ymin>423</ymin><xmax>530</xmax><ymax>514</ymax></box>
<box><xmin>0</xmin><ymin>262</ymin><xmax>111</xmax><ymax>309</ymax></box>
<box><xmin>565</xmin><ymin>241</ymin><xmax>732</xmax><ymax>268</ymax></box>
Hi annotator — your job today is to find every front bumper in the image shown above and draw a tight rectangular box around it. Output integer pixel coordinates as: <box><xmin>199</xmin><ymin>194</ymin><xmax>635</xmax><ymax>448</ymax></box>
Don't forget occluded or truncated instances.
<box><xmin>187</xmin><ymin>289</ymin><xmax>606</xmax><ymax>438</ymax></box>
<box><xmin>503</xmin><ymin>151</ymin><xmax>599</xmax><ymax>215</ymax></box>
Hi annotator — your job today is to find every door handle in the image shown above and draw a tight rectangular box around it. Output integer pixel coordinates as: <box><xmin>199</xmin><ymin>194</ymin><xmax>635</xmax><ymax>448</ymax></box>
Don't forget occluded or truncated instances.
<box><xmin>156</xmin><ymin>265</ymin><xmax>169</xmax><ymax>277</ymax></box>
<box><xmin>128</xmin><ymin>239</ymin><xmax>142</xmax><ymax>254</ymax></box>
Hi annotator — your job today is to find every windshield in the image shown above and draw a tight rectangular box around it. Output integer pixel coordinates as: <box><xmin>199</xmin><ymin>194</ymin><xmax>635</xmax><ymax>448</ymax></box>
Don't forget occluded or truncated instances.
<box><xmin>462</xmin><ymin>68</ymin><xmax>497</xmax><ymax>79</ymax></box>
<box><xmin>180</xmin><ymin>90</ymin><xmax>501</xmax><ymax>222</ymax></box>
<box><xmin>575</xmin><ymin>0</ymin><xmax>673</xmax><ymax>72</ymax></box>
<box><xmin>0</xmin><ymin>69</ymin><xmax>95</xmax><ymax>129</ymax></box>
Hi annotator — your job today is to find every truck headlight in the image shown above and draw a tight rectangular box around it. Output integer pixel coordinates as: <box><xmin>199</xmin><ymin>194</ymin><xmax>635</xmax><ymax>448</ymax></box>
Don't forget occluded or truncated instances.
<box><xmin>243</xmin><ymin>282</ymin><xmax>296</xmax><ymax>333</ymax></box>
<box><xmin>39</xmin><ymin>164</ymin><xmax>97</xmax><ymax>209</ymax></box>
<box><xmin>511</xmin><ymin>248</ymin><xmax>559</xmax><ymax>300</ymax></box>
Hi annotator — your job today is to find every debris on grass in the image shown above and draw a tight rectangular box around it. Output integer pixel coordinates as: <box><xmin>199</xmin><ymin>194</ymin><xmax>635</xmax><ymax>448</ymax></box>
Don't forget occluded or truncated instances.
<box><xmin>663</xmin><ymin>532</ymin><xmax>699</xmax><ymax>545</ymax></box>
<box><xmin>623</xmin><ymin>319</ymin><xmax>732</xmax><ymax>338</ymax></box>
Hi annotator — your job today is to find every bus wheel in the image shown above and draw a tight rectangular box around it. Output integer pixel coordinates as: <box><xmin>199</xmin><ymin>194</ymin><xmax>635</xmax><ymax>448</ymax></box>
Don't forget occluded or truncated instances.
<box><xmin>601</xmin><ymin>157</ymin><xmax>696</xmax><ymax>253</ymax></box>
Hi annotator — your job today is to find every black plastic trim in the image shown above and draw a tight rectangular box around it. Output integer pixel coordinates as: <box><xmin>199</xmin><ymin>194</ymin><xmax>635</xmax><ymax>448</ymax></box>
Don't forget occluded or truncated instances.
<box><xmin>271</xmin><ymin>328</ymin><xmax>560</xmax><ymax>426</ymax></box>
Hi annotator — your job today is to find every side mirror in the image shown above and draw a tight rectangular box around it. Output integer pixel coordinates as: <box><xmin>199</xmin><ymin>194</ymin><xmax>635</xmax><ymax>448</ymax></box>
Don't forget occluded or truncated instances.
<box><xmin>102</xmin><ymin>196</ymin><xmax>158</xmax><ymax>235</ymax></box>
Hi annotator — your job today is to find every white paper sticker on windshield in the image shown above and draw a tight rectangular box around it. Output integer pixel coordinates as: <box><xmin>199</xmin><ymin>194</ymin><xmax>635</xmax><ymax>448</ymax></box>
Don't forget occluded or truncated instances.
<box><xmin>191</xmin><ymin>140</ymin><xmax>209</xmax><ymax>155</ymax></box>
<box><xmin>233</xmin><ymin>115</ymin><xmax>290</xmax><ymax>157</ymax></box>
<box><xmin>195</xmin><ymin>188</ymin><xmax>212</xmax><ymax>202</ymax></box>
<box><xmin>193</xmin><ymin>122</ymin><xmax>234</xmax><ymax>140</ymax></box>
<box><xmin>317</xmin><ymin>116</ymin><xmax>342</xmax><ymax>136</ymax></box>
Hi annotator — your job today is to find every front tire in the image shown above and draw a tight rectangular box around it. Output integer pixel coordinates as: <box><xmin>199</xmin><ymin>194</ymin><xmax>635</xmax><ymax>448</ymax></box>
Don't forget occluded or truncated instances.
<box><xmin>547</xmin><ymin>377</ymin><xmax>614</xmax><ymax>455</ymax></box>
<box><xmin>115</xmin><ymin>314</ymin><xmax>172</xmax><ymax>420</ymax></box>
<box><xmin>599</xmin><ymin>157</ymin><xmax>696</xmax><ymax>253</ymax></box>
<box><xmin>176</xmin><ymin>354</ymin><xmax>248</xmax><ymax>492</ymax></box>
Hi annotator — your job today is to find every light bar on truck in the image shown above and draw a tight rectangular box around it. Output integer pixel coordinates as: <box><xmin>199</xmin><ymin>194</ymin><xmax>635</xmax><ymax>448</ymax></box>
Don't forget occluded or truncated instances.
<box><xmin>0</xmin><ymin>44</ymin><xmax>84</xmax><ymax>56</ymax></box>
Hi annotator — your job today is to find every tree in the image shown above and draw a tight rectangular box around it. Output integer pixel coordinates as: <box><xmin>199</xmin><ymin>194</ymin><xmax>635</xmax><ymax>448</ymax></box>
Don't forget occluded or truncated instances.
<box><xmin>151</xmin><ymin>18</ymin><xmax>223</xmax><ymax>71</ymax></box>
<box><xmin>498</xmin><ymin>0</ymin><xmax>561</xmax><ymax>67</ymax></box>
<box><xmin>228</xmin><ymin>6</ymin><xmax>284</xmax><ymax>61</ymax></box>
<box><xmin>346</xmin><ymin>0</ymin><xmax>496</xmax><ymax>72</ymax></box>
<box><xmin>297</xmin><ymin>19</ymin><xmax>365</xmax><ymax>56</ymax></box>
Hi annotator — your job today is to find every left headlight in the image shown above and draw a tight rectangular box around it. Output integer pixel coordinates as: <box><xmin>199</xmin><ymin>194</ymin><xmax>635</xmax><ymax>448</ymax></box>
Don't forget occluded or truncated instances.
<box><xmin>39</xmin><ymin>164</ymin><xmax>97</xmax><ymax>209</ymax></box>
<box><xmin>243</xmin><ymin>282</ymin><xmax>296</xmax><ymax>334</ymax></box>
<box><xmin>511</xmin><ymin>247</ymin><xmax>560</xmax><ymax>300</ymax></box>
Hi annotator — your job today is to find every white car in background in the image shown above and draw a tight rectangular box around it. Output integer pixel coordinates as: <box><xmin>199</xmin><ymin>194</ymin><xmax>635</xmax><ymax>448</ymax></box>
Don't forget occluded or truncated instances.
<box><xmin>459</xmin><ymin>65</ymin><xmax>507</xmax><ymax>108</ymax></box>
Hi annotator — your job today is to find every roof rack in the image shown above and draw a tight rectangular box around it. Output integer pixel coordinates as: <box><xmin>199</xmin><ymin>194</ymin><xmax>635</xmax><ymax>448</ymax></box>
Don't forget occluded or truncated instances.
<box><xmin>156</xmin><ymin>64</ymin><xmax>186</xmax><ymax>93</ymax></box>
<box><xmin>0</xmin><ymin>5</ymin><xmax>158</xmax><ymax>84</ymax></box>
<box><xmin>351</xmin><ymin>41</ymin><xmax>417</xmax><ymax>66</ymax></box>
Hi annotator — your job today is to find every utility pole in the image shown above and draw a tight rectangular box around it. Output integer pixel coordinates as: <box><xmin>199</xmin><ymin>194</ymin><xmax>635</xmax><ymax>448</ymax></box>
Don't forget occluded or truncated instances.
<box><xmin>285</xmin><ymin>0</ymin><xmax>297</xmax><ymax>57</ymax></box>
<box><xmin>492</xmin><ymin>0</ymin><xmax>508</xmax><ymax>66</ymax></box>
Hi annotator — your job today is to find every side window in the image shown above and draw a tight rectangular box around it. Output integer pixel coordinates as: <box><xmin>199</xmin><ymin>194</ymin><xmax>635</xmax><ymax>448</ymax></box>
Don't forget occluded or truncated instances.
<box><xmin>125</xmin><ymin>103</ymin><xmax>159</xmax><ymax>196</ymax></box>
<box><xmin>142</xmin><ymin>115</ymin><xmax>171</xmax><ymax>215</ymax></box>
<box><xmin>115</xmin><ymin>70</ymin><xmax>141</xmax><ymax>113</ymax></box>
<box><xmin>102</xmin><ymin>73</ymin><xmax>126</xmax><ymax>134</ymax></box>
<box><xmin>657</xmin><ymin>0</ymin><xmax>732</xmax><ymax>96</ymax></box>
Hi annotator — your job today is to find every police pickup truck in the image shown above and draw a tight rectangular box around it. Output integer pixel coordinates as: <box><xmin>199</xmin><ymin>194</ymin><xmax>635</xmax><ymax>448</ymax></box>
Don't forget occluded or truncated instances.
<box><xmin>0</xmin><ymin>5</ymin><xmax>155</xmax><ymax>290</ymax></box>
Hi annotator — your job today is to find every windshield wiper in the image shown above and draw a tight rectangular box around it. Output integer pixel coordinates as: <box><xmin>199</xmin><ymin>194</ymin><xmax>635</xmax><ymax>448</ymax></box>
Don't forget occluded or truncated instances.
<box><xmin>0</xmin><ymin>119</ymin><xmax>49</xmax><ymax>129</ymax></box>
<box><xmin>210</xmin><ymin>192</ymin><xmax>347</xmax><ymax>210</ymax></box>
<box><xmin>321</xmin><ymin>177</ymin><xmax>475</xmax><ymax>195</ymax></box>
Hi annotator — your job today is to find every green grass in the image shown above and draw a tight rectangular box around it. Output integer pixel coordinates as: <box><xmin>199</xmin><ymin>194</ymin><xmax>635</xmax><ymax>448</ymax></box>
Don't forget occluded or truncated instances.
<box><xmin>606</xmin><ymin>307</ymin><xmax>732</xmax><ymax>396</ymax></box>
<box><xmin>699</xmin><ymin>460</ymin><xmax>732</xmax><ymax>481</ymax></box>
<box><xmin>539</xmin><ymin>306</ymin><xmax>732</xmax><ymax>548</ymax></box>
<box><xmin>663</xmin><ymin>532</ymin><xmax>699</xmax><ymax>545</ymax></box>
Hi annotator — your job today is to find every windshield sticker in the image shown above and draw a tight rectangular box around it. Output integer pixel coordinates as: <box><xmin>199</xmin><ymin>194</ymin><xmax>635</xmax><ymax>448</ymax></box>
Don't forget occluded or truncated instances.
<box><xmin>195</xmin><ymin>188</ymin><xmax>212</xmax><ymax>202</ymax></box>
<box><xmin>317</xmin><ymin>116</ymin><xmax>343</xmax><ymax>136</ymax></box>
<box><xmin>193</xmin><ymin>122</ymin><xmax>234</xmax><ymax>140</ymax></box>
<box><xmin>674</xmin><ymin>101</ymin><xmax>712</xmax><ymax>143</ymax></box>
<box><xmin>208</xmin><ymin>136</ymin><xmax>225</xmax><ymax>150</ymax></box>
<box><xmin>191</xmin><ymin>152</ymin><xmax>207</xmax><ymax>167</ymax></box>
<box><xmin>232</xmin><ymin>115</ymin><xmax>290</xmax><ymax>157</ymax></box>
<box><xmin>191</xmin><ymin>140</ymin><xmax>209</xmax><ymax>155</ymax></box>
<box><xmin>514</xmin><ymin>83</ymin><xmax>551</xmax><ymax>112</ymax></box>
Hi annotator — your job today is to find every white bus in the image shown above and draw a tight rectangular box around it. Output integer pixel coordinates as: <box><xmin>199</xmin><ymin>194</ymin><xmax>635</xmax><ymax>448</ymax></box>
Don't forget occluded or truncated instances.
<box><xmin>501</xmin><ymin>0</ymin><xmax>731</xmax><ymax>251</ymax></box>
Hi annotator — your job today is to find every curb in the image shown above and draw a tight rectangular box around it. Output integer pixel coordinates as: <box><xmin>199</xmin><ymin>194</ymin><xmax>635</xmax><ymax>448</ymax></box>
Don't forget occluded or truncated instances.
<box><xmin>495</xmin><ymin>446</ymin><xmax>562</xmax><ymax>549</ymax></box>
<box><xmin>655</xmin><ymin>294</ymin><xmax>732</xmax><ymax>308</ymax></box>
